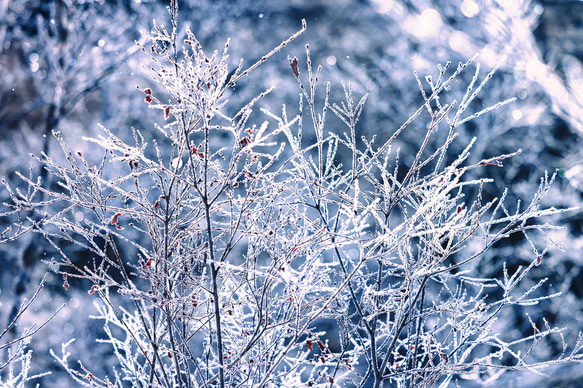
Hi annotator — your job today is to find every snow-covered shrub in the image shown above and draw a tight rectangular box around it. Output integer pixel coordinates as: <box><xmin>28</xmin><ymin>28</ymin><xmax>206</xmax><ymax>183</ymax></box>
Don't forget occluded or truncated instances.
<box><xmin>2</xmin><ymin>1</ymin><xmax>582</xmax><ymax>387</ymax></box>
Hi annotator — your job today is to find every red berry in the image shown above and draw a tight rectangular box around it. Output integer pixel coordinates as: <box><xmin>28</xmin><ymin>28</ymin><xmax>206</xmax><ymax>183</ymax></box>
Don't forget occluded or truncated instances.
<box><xmin>111</xmin><ymin>212</ymin><xmax>121</xmax><ymax>224</ymax></box>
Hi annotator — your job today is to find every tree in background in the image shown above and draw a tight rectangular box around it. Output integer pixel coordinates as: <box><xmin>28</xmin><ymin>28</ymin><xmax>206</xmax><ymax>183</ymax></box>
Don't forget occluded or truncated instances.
<box><xmin>0</xmin><ymin>0</ymin><xmax>157</xmax><ymax>383</ymax></box>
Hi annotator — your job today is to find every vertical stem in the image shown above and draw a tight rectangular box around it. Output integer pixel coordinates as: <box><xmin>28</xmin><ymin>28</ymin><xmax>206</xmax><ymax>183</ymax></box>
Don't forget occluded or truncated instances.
<box><xmin>202</xmin><ymin>122</ymin><xmax>225</xmax><ymax>388</ymax></box>
<box><xmin>408</xmin><ymin>284</ymin><xmax>426</xmax><ymax>387</ymax></box>
<box><xmin>210</xmin><ymin>259</ymin><xmax>225</xmax><ymax>388</ymax></box>
<box><xmin>160</xmin><ymin>161</ymin><xmax>184</xmax><ymax>387</ymax></box>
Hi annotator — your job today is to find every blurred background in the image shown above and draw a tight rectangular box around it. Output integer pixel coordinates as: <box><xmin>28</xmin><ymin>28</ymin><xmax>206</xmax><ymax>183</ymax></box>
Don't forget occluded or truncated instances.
<box><xmin>1</xmin><ymin>0</ymin><xmax>582</xmax><ymax>386</ymax></box>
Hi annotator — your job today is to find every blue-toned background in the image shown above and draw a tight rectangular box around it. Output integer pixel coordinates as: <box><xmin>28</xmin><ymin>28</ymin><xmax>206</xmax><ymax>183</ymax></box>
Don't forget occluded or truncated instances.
<box><xmin>1</xmin><ymin>0</ymin><xmax>582</xmax><ymax>386</ymax></box>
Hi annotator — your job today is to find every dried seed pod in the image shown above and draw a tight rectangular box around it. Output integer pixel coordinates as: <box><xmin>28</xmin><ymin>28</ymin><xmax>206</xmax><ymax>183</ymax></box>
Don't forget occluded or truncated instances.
<box><xmin>290</xmin><ymin>57</ymin><xmax>299</xmax><ymax>77</ymax></box>
<box><xmin>239</xmin><ymin>137</ymin><xmax>251</xmax><ymax>147</ymax></box>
